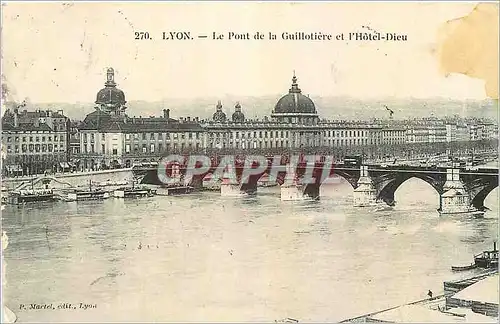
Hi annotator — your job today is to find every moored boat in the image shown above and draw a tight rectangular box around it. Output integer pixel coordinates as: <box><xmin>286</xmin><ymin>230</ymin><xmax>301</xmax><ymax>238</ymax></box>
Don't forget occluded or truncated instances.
<box><xmin>114</xmin><ymin>186</ymin><xmax>157</xmax><ymax>198</ymax></box>
<box><xmin>451</xmin><ymin>264</ymin><xmax>477</xmax><ymax>272</ymax></box>
<box><xmin>474</xmin><ymin>242</ymin><xmax>499</xmax><ymax>268</ymax></box>
<box><xmin>7</xmin><ymin>188</ymin><xmax>56</xmax><ymax>205</ymax></box>
<box><xmin>61</xmin><ymin>180</ymin><xmax>110</xmax><ymax>202</ymax></box>
<box><xmin>451</xmin><ymin>242</ymin><xmax>498</xmax><ymax>271</ymax></box>
<box><xmin>64</xmin><ymin>189</ymin><xmax>110</xmax><ymax>202</ymax></box>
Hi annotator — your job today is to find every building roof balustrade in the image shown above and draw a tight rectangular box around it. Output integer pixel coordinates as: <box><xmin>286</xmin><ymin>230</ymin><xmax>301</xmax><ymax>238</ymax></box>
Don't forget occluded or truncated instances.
<box><xmin>201</xmin><ymin>120</ymin><xmax>394</xmax><ymax>129</ymax></box>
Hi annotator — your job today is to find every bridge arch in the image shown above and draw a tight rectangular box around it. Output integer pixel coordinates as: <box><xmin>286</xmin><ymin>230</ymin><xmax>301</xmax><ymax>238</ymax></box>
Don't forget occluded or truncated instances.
<box><xmin>272</xmin><ymin>168</ymin><xmax>359</xmax><ymax>188</ymax></box>
<box><xmin>376</xmin><ymin>173</ymin><xmax>444</xmax><ymax>206</ymax></box>
<box><xmin>471</xmin><ymin>183</ymin><xmax>499</xmax><ymax>210</ymax></box>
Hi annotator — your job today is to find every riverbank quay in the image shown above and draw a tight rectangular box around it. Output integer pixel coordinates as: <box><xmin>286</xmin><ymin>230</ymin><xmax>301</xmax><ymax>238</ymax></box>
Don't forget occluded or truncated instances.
<box><xmin>341</xmin><ymin>270</ymin><xmax>498</xmax><ymax>323</ymax></box>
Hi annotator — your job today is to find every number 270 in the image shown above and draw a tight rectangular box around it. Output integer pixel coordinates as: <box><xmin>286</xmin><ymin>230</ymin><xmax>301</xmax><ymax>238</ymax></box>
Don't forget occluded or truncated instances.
<box><xmin>135</xmin><ymin>32</ymin><xmax>150</xmax><ymax>40</ymax></box>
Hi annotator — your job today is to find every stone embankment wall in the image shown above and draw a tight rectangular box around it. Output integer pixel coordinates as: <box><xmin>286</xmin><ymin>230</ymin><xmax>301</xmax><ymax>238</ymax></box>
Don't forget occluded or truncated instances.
<box><xmin>3</xmin><ymin>168</ymin><xmax>135</xmax><ymax>190</ymax></box>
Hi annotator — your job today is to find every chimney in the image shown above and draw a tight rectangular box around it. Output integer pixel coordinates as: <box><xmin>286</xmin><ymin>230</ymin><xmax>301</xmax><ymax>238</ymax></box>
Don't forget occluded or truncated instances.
<box><xmin>58</xmin><ymin>109</ymin><xmax>64</xmax><ymax>116</ymax></box>
<box><xmin>180</xmin><ymin>117</ymin><xmax>184</xmax><ymax>122</ymax></box>
<box><xmin>163</xmin><ymin>109</ymin><xmax>168</xmax><ymax>119</ymax></box>
<box><xmin>166</xmin><ymin>109</ymin><xmax>170</xmax><ymax>120</ymax></box>
<box><xmin>47</xmin><ymin>110</ymin><xmax>52</xmax><ymax>117</ymax></box>
<box><xmin>187</xmin><ymin>117</ymin><xmax>191</xmax><ymax>122</ymax></box>
<box><xmin>494</xmin><ymin>241</ymin><xmax>497</xmax><ymax>252</ymax></box>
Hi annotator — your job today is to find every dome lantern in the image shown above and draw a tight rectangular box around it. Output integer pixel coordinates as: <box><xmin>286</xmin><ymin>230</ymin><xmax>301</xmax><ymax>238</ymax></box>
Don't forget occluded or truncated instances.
<box><xmin>289</xmin><ymin>70</ymin><xmax>301</xmax><ymax>94</ymax></box>
<box><xmin>105</xmin><ymin>67</ymin><xmax>116</xmax><ymax>87</ymax></box>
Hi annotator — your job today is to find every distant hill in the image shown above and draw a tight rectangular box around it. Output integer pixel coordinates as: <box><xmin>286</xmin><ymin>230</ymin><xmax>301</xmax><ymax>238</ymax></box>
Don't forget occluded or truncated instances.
<box><xmin>4</xmin><ymin>96</ymin><xmax>498</xmax><ymax>122</ymax></box>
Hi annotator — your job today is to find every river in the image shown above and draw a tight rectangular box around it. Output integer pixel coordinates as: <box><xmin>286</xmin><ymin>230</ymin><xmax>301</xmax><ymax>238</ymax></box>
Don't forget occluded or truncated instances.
<box><xmin>2</xmin><ymin>171</ymin><xmax>498</xmax><ymax>322</ymax></box>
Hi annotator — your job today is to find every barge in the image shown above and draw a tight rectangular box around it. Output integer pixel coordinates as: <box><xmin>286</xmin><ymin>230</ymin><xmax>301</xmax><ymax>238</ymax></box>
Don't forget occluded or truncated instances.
<box><xmin>64</xmin><ymin>189</ymin><xmax>110</xmax><ymax>201</ymax></box>
<box><xmin>61</xmin><ymin>180</ymin><xmax>110</xmax><ymax>201</ymax></box>
<box><xmin>7</xmin><ymin>189</ymin><xmax>56</xmax><ymax>205</ymax></box>
<box><xmin>157</xmin><ymin>186</ymin><xmax>193</xmax><ymax>196</ymax></box>
<box><xmin>451</xmin><ymin>242</ymin><xmax>498</xmax><ymax>271</ymax></box>
<box><xmin>114</xmin><ymin>186</ymin><xmax>157</xmax><ymax>198</ymax></box>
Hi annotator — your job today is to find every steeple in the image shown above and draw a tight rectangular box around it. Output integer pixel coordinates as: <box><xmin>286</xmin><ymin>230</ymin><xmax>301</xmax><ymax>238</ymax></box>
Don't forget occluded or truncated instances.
<box><xmin>289</xmin><ymin>70</ymin><xmax>301</xmax><ymax>94</ymax></box>
<box><xmin>216</xmin><ymin>100</ymin><xmax>223</xmax><ymax>110</ymax></box>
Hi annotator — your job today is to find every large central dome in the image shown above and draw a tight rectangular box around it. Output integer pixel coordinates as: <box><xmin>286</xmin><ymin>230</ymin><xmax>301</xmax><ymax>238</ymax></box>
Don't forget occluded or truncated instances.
<box><xmin>273</xmin><ymin>74</ymin><xmax>316</xmax><ymax>114</ymax></box>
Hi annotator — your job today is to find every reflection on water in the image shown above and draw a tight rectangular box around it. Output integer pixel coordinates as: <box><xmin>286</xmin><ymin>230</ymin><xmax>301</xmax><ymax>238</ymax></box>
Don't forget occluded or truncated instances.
<box><xmin>2</xmin><ymin>179</ymin><xmax>498</xmax><ymax>322</ymax></box>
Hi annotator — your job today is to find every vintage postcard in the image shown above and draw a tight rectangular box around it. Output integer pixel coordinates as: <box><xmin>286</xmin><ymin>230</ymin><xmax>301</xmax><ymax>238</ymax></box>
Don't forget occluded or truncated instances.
<box><xmin>1</xmin><ymin>1</ymin><xmax>499</xmax><ymax>323</ymax></box>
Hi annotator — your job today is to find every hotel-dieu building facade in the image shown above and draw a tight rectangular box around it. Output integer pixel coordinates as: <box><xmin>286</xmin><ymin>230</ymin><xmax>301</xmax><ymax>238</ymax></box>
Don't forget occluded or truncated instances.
<box><xmin>2</xmin><ymin>67</ymin><xmax>497</xmax><ymax>174</ymax></box>
<box><xmin>71</xmin><ymin>68</ymin><xmax>495</xmax><ymax>170</ymax></box>
<box><xmin>74</xmin><ymin>68</ymin><xmax>411</xmax><ymax>170</ymax></box>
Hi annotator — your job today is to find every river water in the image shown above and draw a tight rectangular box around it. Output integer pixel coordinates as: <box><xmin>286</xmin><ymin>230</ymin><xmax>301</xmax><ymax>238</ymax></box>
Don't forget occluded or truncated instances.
<box><xmin>2</xmin><ymin>172</ymin><xmax>498</xmax><ymax>322</ymax></box>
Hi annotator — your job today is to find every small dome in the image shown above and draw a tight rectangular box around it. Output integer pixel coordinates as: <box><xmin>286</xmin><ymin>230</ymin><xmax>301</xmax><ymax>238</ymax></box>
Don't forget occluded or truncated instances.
<box><xmin>273</xmin><ymin>73</ymin><xmax>317</xmax><ymax>114</ymax></box>
<box><xmin>213</xmin><ymin>101</ymin><xmax>227</xmax><ymax>122</ymax></box>
<box><xmin>232</xmin><ymin>102</ymin><xmax>245</xmax><ymax>122</ymax></box>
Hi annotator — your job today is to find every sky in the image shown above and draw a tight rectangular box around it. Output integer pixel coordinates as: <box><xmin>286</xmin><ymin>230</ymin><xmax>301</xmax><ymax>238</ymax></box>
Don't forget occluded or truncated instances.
<box><xmin>1</xmin><ymin>2</ymin><xmax>494</xmax><ymax>104</ymax></box>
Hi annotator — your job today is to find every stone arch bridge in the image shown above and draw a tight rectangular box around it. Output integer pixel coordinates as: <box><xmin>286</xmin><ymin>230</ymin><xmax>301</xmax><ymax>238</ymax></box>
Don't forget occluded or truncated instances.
<box><xmin>135</xmin><ymin>158</ymin><xmax>498</xmax><ymax>212</ymax></box>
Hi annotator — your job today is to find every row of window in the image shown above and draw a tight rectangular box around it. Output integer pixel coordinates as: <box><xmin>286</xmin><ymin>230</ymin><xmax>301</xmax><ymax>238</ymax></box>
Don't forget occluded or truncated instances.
<box><xmin>82</xmin><ymin>132</ymin><xmax>203</xmax><ymax>142</ymax></box>
<box><xmin>124</xmin><ymin>143</ymin><xmax>202</xmax><ymax>154</ymax></box>
<box><xmin>124</xmin><ymin>133</ymin><xmax>202</xmax><ymax>141</ymax></box>
<box><xmin>207</xmin><ymin>129</ymin><xmax>401</xmax><ymax>139</ymax></box>
<box><xmin>208</xmin><ymin>138</ymin><xmax>388</xmax><ymax>148</ymax></box>
<box><xmin>5</xmin><ymin>135</ymin><xmax>66</xmax><ymax>143</ymax></box>
<box><xmin>6</xmin><ymin>144</ymin><xmax>65</xmax><ymax>154</ymax></box>
<box><xmin>82</xmin><ymin>142</ymin><xmax>205</xmax><ymax>155</ymax></box>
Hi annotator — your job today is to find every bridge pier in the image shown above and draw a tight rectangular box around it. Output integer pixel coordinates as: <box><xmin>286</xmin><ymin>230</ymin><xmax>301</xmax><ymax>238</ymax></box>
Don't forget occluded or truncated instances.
<box><xmin>220</xmin><ymin>165</ymin><xmax>252</xmax><ymax>197</ymax></box>
<box><xmin>353</xmin><ymin>165</ymin><xmax>377</xmax><ymax>207</ymax></box>
<box><xmin>220</xmin><ymin>168</ymin><xmax>242</xmax><ymax>196</ymax></box>
<box><xmin>439</xmin><ymin>168</ymin><xmax>477</xmax><ymax>215</ymax></box>
<box><xmin>281</xmin><ymin>183</ymin><xmax>309</xmax><ymax>201</ymax></box>
<box><xmin>220</xmin><ymin>178</ymin><xmax>245</xmax><ymax>196</ymax></box>
<box><xmin>188</xmin><ymin>175</ymin><xmax>204</xmax><ymax>190</ymax></box>
<box><xmin>281</xmin><ymin>163</ymin><xmax>310</xmax><ymax>201</ymax></box>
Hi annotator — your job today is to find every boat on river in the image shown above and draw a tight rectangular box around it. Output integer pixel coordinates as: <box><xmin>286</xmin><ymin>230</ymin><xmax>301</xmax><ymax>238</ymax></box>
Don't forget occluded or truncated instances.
<box><xmin>64</xmin><ymin>189</ymin><xmax>110</xmax><ymax>202</ymax></box>
<box><xmin>474</xmin><ymin>242</ymin><xmax>499</xmax><ymax>268</ymax></box>
<box><xmin>7</xmin><ymin>188</ymin><xmax>56</xmax><ymax>204</ymax></box>
<box><xmin>451</xmin><ymin>242</ymin><xmax>498</xmax><ymax>271</ymax></box>
<box><xmin>62</xmin><ymin>180</ymin><xmax>110</xmax><ymax>202</ymax></box>
<box><xmin>451</xmin><ymin>264</ymin><xmax>477</xmax><ymax>271</ymax></box>
<box><xmin>114</xmin><ymin>185</ymin><xmax>157</xmax><ymax>198</ymax></box>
